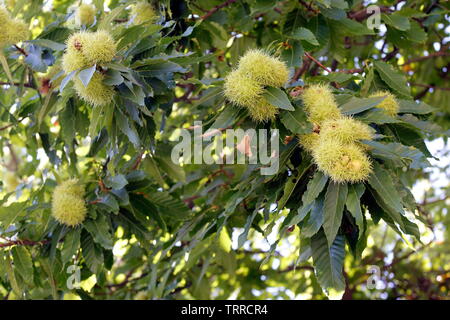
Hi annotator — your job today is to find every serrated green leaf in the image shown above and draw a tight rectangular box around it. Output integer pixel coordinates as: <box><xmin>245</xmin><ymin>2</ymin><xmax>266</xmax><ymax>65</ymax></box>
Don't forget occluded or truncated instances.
<box><xmin>210</xmin><ymin>105</ymin><xmax>241</xmax><ymax>130</ymax></box>
<box><xmin>0</xmin><ymin>53</ymin><xmax>15</xmax><ymax>85</ymax></box>
<box><xmin>370</xmin><ymin>190</ymin><xmax>406</xmax><ymax>234</ymax></box>
<box><xmin>145</xmin><ymin>191</ymin><xmax>190</xmax><ymax>221</ymax></box>
<box><xmin>154</xmin><ymin>153</ymin><xmax>186</xmax><ymax>182</ymax></box>
<box><xmin>388</xmin><ymin>122</ymin><xmax>432</xmax><ymax>157</ymax></box>
<box><xmin>332</xmin><ymin>18</ymin><xmax>375</xmax><ymax>35</ymax></box>
<box><xmin>110</xmin><ymin>188</ymin><xmax>130</xmax><ymax>206</ymax></box>
<box><xmin>238</xmin><ymin>205</ymin><xmax>260</xmax><ymax>248</ymax></box>
<box><xmin>89</xmin><ymin>104</ymin><xmax>106</xmax><ymax>138</ymax></box>
<box><xmin>403</xmin><ymin>21</ymin><xmax>427</xmax><ymax>43</ymax></box>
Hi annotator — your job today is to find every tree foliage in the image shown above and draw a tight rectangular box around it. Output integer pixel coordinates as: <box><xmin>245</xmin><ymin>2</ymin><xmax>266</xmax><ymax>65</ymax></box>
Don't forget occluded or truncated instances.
<box><xmin>0</xmin><ymin>0</ymin><xmax>449</xmax><ymax>300</ymax></box>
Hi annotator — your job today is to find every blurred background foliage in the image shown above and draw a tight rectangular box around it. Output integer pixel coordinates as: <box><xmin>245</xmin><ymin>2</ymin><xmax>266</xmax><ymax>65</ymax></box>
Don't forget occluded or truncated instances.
<box><xmin>0</xmin><ymin>0</ymin><xmax>448</xmax><ymax>300</ymax></box>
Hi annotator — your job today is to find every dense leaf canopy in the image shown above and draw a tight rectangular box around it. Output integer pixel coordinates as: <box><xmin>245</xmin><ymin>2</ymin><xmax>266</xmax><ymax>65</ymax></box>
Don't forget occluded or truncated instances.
<box><xmin>0</xmin><ymin>0</ymin><xmax>449</xmax><ymax>300</ymax></box>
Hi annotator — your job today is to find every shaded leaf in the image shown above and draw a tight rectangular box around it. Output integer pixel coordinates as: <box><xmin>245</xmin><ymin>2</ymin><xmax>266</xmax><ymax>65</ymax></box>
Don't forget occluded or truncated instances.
<box><xmin>104</xmin><ymin>174</ymin><xmax>128</xmax><ymax>190</ymax></box>
<box><xmin>11</xmin><ymin>246</ymin><xmax>33</xmax><ymax>285</ymax></box>
<box><xmin>302</xmin><ymin>198</ymin><xmax>325</xmax><ymax>237</ymax></box>
<box><xmin>398</xmin><ymin>99</ymin><xmax>435</xmax><ymax>115</ymax></box>
<box><xmin>289</xmin><ymin>27</ymin><xmax>319</xmax><ymax>46</ymax></box>
<box><xmin>81</xmin><ymin>231</ymin><xmax>104</xmax><ymax>274</ymax></box>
